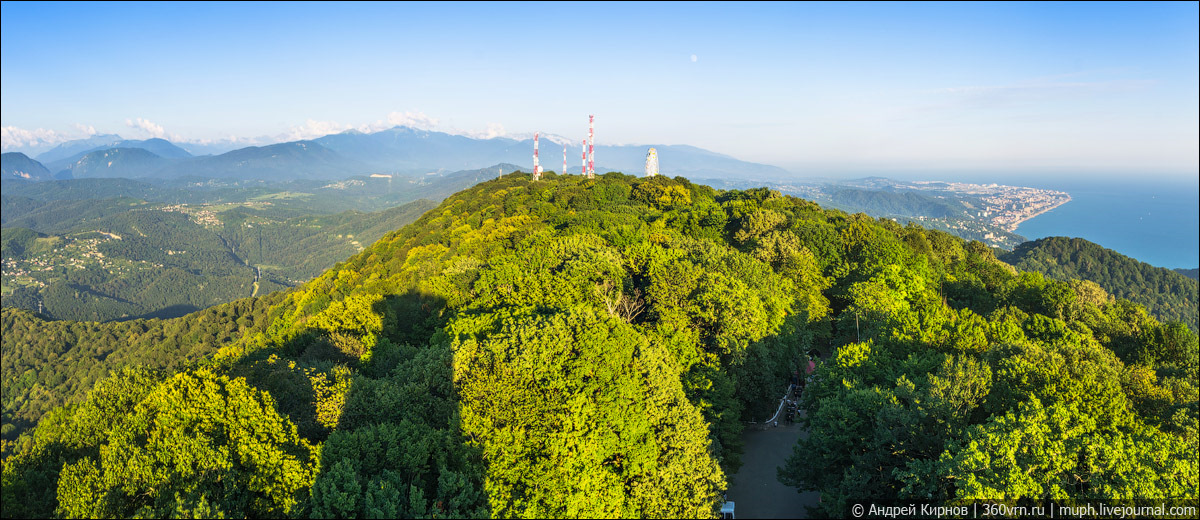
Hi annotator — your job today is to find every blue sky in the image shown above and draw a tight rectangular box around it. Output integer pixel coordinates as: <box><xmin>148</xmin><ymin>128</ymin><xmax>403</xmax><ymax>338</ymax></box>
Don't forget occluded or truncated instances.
<box><xmin>2</xmin><ymin>1</ymin><xmax>1197</xmax><ymax>178</ymax></box>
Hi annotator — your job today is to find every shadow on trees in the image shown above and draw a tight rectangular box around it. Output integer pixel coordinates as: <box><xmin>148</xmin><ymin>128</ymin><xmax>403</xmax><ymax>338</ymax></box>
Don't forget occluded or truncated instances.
<box><xmin>128</xmin><ymin>303</ymin><xmax>201</xmax><ymax>321</ymax></box>
<box><xmin>231</xmin><ymin>289</ymin><xmax>488</xmax><ymax>518</ymax></box>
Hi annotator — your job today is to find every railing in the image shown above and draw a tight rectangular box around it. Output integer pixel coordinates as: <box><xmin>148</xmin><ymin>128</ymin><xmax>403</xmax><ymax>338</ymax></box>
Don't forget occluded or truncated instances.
<box><xmin>762</xmin><ymin>384</ymin><xmax>796</xmax><ymax>426</ymax></box>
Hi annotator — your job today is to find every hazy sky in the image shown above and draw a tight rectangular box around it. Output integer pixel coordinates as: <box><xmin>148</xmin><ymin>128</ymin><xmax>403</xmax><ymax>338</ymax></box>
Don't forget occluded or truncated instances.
<box><xmin>2</xmin><ymin>1</ymin><xmax>1197</xmax><ymax>178</ymax></box>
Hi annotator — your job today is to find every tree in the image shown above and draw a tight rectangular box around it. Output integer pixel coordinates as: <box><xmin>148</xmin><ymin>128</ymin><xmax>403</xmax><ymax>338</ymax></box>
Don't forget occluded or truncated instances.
<box><xmin>452</xmin><ymin>307</ymin><xmax>724</xmax><ymax>518</ymax></box>
<box><xmin>56</xmin><ymin>370</ymin><xmax>317</xmax><ymax>518</ymax></box>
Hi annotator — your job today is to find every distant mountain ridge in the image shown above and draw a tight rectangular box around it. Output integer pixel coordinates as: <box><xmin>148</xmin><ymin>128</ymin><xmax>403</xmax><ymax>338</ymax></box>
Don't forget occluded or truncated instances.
<box><xmin>32</xmin><ymin>134</ymin><xmax>124</xmax><ymax>163</ymax></box>
<box><xmin>1</xmin><ymin>152</ymin><xmax>53</xmax><ymax>182</ymax></box>
<box><xmin>51</xmin><ymin>147</ymin><xmax>176</xmax><ymax>179</ymax></box>
<box><xmin>42</xmin><ymin>138</ymin><xmax>192</xmax><ymax>172</ymax></box>
<box><xmin>6</xmin><ymin>127</ymin><xmax>791</xmax><ymax>183</ymax></box>
<box><xmin>156</xmin><ymin>140</ymin><xmax>366</xmax><ymax>180</ymax></box>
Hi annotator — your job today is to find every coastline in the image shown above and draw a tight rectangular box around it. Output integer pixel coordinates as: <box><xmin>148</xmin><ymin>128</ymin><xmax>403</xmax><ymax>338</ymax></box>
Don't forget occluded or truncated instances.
<box><xmin>1008</xmin><ymin>194</ymin><xmax>1072</xmax><ymax>233</ymax></box>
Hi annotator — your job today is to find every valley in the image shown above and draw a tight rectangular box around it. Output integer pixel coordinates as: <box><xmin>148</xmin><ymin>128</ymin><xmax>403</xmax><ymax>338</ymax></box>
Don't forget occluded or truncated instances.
<box><xmin>1</xmin><ymin>197</ymin><xmax>436</xmax><ymax>321</ymax></box>
<box><xmin>0</xmin><ymin>158</ymin><xmax>520</xmax><ymax>322</ymax></box>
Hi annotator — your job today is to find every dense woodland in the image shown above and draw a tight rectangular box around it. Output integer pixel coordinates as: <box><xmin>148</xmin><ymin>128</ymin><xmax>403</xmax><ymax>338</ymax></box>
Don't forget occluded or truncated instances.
<box><xmin>1003</xmin><ymin>236</ymin><xmax>1199</xmax><ymax>331</ymax></box>
<box><xmin>780</xmin><ymin>246</ymin><xmax>1198</xmax><ymax>516</ymax></box>
<box><xmin>2</xmin><ymin>172</ymin><xmax>1196</xmax><ymax>518</ymax></box>
<box><xmin>1</xmin><ymin>293</ymin><xmax>285</xmax><ymax>453</ymax></box>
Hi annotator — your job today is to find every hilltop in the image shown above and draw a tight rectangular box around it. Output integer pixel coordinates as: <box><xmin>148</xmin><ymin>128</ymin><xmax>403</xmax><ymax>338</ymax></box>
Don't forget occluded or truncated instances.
<box><xmin>1003</xmin><ymin>236</ymin><xmax>1199</xmax><ymax>331</ymax></box>
<box><xmin>2</xmin><ymin>172</ymin><xmax>1195</xmax><ymax>518</ymax></box>
<box><xmin>0</xmin><ymin>153</ymin><xmax>53</xmax><ymax>182</ymax></box>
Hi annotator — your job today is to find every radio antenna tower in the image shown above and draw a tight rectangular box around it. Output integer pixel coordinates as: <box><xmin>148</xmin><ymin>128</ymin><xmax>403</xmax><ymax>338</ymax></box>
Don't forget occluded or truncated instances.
<box><xmin>532</xmin><ymin>132</ymin><xmax>542</xmax><ymax>180</ymax></box>
<box><xmin>645</xmin><ymin>148</ymin><xmax>659</xmax><ymax>177</ymax></box>
<box><xmin>586</xmin><ymin>115</ymin><xmax>595</xmax><ymax>178</ymax></box>
<box><xmin>581</xmin><ymin>139</ymin><xmax>587</xmax><ymax>176</ymax></box>
<box><xmin>562</xmin><ymin>144</ymin><xmax>567</xmax><ymax>177</ymax></box>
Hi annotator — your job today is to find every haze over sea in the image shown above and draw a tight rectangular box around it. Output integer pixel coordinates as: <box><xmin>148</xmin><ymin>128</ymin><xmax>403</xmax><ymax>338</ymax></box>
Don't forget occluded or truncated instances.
<box><xmin>1013</xmin><ymin>176</ymin><xmax>1199</xmax><ymax>270</ymax></box>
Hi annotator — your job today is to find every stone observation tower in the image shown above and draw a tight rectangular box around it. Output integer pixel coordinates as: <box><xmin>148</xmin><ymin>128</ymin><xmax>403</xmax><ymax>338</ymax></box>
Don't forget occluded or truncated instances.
<box><xmin>645</xmin><ymin>148</ymin><xmax>659</xmax><ymax>177</ymax></box>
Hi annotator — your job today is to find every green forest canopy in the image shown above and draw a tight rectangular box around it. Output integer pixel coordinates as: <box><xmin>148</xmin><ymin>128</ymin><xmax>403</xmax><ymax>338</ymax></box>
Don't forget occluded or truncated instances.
<box><xmin>3</xmin><ymin>172</ymin><xmax>1196</xmax><ymax>518</ymax></box>
<box><xmin>1002</xmin><ymin>236</ymin><xmax>1198</xmax><ymax>332</ymax></box>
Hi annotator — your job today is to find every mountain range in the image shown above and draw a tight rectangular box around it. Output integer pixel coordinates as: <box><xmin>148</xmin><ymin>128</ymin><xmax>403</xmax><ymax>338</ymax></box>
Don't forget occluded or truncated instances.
<box><xmin>38</xmin><ymin>137</ymin><xmax>193</xmax><ymax>166</ymax></box>
<box><xmin>2</xmin><ymin>127</ymin><xmax>792</xmax><ymax>183</ymax></box>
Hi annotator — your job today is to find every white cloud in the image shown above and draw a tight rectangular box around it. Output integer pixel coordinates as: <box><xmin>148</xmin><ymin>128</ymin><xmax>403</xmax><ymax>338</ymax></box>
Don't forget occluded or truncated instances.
<box><xmin>272</xmin><ymin>111</ymin><xmax>443</xmax><ymax>142</ymax></box>
<box><xmin>463</xmin><ymin>122</ymin><xmax>507</xmax><ymax>140</ymax></box>
<box><xmin>4</xmin><ymin>110</ymin><xmax>511</xmax><ymax>153</ymax></box>
<box><xmin>185</xmin><ymin>134</ymin><xmax>264</xmax><ymax>146</ymax></box>
<box><xmin>1</xmin><ymin>126</ymin><xmax>64</xmax><ymax>150</ymax></box>
<box><xmin>385</xmin><ymin>111</ymin><xmax>439</xmax><ymax>130</ymax></box>
<box><xmin>534</xmin><ymin>133</ymin><xmax>576</xmax><ymax>147</ymax></box>
<box><xmin>279</xmin><ymin>119</ymin><xmax>355</xmax><ymax>142</ymax></box>
<box><xmin>1</xmin><ymin>123</ymin><xmax>114</xmax><ymax>151</ymax></box>
<box><xmin>125</xmin><ymin>117</ymin><xmax>169</xmax><ymax>139</ymax></box>
<box><xmin>691</xmin><ymin>54</ymin><xmax>698</xmax><ymax>63</ymax></box>
<box><xmin>271</xmin><ymin>111</ymin><xmax>471</xmax><ymax>143</ymax></box>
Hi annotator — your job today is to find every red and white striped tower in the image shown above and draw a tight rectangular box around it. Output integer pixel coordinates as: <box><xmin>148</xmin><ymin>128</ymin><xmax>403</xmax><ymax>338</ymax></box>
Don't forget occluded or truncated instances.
<box><xmin>586</xmin><ymin>114</ymin><xmax>595</xmax><ymax>178</ymax></box>
<box><xmin>533</xmin><ymin>132</ymin><xmax>541</xmax><ymax>180</ymax></box>
<box><xmin>581</xmin><ymin>139</ymin><xmax>587</xmax><ymax>175</ymax></box>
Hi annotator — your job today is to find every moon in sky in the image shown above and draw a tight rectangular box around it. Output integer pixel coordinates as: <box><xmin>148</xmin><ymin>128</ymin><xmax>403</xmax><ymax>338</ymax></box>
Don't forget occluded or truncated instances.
<box><xmin>691</xmin><ymin>54</ymin><xmax>698</xmax><ymax>63</ymax></box>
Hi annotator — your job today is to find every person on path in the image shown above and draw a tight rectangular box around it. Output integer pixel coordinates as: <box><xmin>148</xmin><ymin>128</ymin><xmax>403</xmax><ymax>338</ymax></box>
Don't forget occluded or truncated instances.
<box><xmin>806</xmin><ymin>351</ymin><xmax>818</xmax><ymax>387</ymax></box>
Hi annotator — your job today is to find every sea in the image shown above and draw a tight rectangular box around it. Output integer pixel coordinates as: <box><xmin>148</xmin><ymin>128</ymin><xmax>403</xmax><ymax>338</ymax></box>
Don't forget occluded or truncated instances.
<box><xmin>1011</xmin><ymin>176</ymin><xmax>1199</xmax><ymax>270</ymax></box>
<box><xmin>827</xmin><ymin>171</ymin><xmax>1200</xmax><ymax>270</ymax></box>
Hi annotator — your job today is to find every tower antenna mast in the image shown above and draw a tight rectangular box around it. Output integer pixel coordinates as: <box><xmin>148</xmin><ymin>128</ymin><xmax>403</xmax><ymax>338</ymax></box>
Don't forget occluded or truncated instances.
<box><xmin>586</xmin><ymin>114</ymin><xmax>595</xmax><ymax>178</ymax></box>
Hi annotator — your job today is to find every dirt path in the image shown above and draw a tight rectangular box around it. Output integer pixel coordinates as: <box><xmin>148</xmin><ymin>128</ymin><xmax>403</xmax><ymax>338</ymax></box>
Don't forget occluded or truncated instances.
<box><xmin>725</xmin><ymin>421</ymin><xmax>821</xmax><ymax>518</ymax></box>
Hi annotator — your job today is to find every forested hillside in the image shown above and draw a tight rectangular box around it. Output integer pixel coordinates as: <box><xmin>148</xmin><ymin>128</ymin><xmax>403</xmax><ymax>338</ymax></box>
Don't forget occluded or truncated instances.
<box><xmin>1</xmin><ymin>199</ymin><xmax>436</xmax><ymax>321</ymax></box>
<box><xmin>828</xmin><ymin>187</ymin><xmax>968</xmax><ymax>219</ymax></box>
<box><xmin>2</xmin><ymin>173</ymin><xmax>1195</xmax><ymax>518</ymax></box>
<box><xmin>1002</xmin><ymin>236</ymin><xmax>1199</xmax><ymax>331</ymax></box>
<box><xmin>1</xmin><ymin>293</ymin><xmax>286</xmax><ymax>453</ymax></box>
